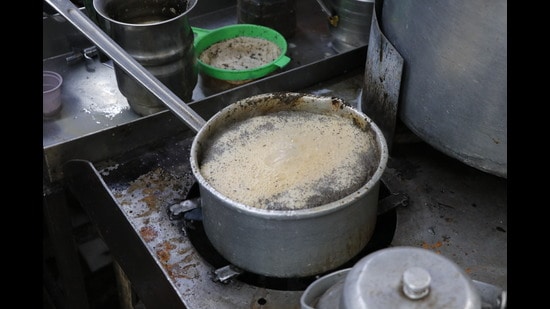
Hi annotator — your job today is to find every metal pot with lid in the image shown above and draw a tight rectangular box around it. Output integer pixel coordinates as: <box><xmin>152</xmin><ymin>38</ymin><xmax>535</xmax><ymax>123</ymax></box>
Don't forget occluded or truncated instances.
<box><xmin>301</xmin><ymin>246</ymin><xmax>507</xmax><ymax>309</ymax></box>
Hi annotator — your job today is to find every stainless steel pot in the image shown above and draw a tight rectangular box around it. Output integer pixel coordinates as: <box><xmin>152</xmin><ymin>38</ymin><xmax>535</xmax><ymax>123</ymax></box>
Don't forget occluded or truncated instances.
<box><xmin>93</xmin><ymin>0</ymin><xmax>198</xmax><ymax>116</ymax></box>
<box><xmin>190</xmin><ymin>92</ymin><xmax>388</xmax><ymax>278</ymax></box>
<box><xmin>375</xmin><ymin>0</ymin><xmax>507</xmax><ymax>178</ymax></box>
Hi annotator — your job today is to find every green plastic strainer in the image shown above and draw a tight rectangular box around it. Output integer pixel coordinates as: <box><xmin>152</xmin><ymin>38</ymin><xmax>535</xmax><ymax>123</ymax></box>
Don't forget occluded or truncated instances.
<box><xmin>192</xmin><ymin>24</ymin><xmax>291</xmax><ymax>81</ymax></box>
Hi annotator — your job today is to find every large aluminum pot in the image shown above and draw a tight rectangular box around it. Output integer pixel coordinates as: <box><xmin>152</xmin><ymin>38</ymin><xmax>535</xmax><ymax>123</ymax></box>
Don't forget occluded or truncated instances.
<box><xmin>190</xmin><ymin>92</ymin><xmax>388</xmax><ymax>278</ymax></box>
<box><xmin>378</xmin><ymin>0</ymin><xmax>507</xmax><ymax>178</ymax></box>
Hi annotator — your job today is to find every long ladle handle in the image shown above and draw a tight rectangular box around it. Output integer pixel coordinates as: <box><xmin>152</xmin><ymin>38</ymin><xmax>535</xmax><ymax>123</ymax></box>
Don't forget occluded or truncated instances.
<box><xmin>44</xmin><ymin>0</ymin><xmax>207</xmax><ymax>133</ymax></box>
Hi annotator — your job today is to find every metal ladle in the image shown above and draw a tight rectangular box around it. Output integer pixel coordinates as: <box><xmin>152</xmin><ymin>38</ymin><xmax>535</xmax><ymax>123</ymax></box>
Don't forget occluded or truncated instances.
<box><xmin>44</xmin><ymin>0</ymin><xmax>207</xmax><ymax>133</ymax></box>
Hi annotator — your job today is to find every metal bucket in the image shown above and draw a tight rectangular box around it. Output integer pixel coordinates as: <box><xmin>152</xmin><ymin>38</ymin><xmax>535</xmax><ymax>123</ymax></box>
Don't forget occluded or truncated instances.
<box><xmin>94</xmin><ymin>0</ymin><xmax>198</xmax><ymax>116</ymax></box>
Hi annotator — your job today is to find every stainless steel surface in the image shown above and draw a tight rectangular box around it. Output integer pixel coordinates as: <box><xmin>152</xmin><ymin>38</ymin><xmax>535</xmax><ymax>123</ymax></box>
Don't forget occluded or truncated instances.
<box><xmin>93</xmin><ymin>0</ymin><xmax>198</xmax><ymax>116</ymax></box>
<box><xmin>42</xmin><ymin>55</ymin><xmax>137</xmax><ymax>146</ymax></box>
<box><xmin>380</xmin><ymin>0</ymin><xmax>507</xmax><ymax>178</ymax></box>
<box><xmin>189</xmin><ymin>92</ymin><xmax>388</xmax><ymax>278</ymax></box>
<box><xmin>360</xmin><ymin>1</ymin><xmax>403</xmax><ymax>151</ymax></box>
<box><xmin>45</xmin><ymin>0</ymin><xmax>207</xmax><ymax>133</ymax></box>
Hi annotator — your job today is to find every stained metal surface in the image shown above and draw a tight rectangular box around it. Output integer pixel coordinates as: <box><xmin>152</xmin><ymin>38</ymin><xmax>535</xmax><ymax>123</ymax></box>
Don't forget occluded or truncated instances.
<box><xmin>385</xmin><ymin>140</ymin><xmax>507</xmax><ymax>290</ymax></box>
<box><xmin>65</xmin><ymin>141</ymin><xmax>308</xmax><ymax>309</ymax></box>
<box><xmin>63</xmin><ymin>72</ymin><xmax>506</xmax><ymax>308</ymax></box>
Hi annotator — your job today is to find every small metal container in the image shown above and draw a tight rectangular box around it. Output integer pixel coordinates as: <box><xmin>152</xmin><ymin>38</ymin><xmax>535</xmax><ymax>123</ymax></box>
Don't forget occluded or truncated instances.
<box><xmin>94</xmin><ymin>0</ymin><xmax>198</xmax><ymax>116</ymax></box>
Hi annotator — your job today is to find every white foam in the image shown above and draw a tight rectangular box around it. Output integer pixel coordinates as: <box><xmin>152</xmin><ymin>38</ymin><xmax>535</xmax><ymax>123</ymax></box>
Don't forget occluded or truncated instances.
<box><xmin>200</xmin><ymin>110</ymin><xmax>373</xmax><ymax>210</ymax></box>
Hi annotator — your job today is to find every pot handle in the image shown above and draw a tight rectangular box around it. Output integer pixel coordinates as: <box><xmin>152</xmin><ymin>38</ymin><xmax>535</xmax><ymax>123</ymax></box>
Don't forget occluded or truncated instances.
<box><xmin>191</xmin><ymin>27</ymin><xmax>212</xmax><ymax>42</ymax></box>
<box><xmin>273</xmin><ymin>55</ymin><xmax>291</xmax><ymax>69</ymax></box>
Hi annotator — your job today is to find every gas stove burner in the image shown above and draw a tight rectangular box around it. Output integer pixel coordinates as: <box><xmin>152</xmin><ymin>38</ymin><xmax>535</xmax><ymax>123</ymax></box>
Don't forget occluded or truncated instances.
<box><xmin>169</xmin><ymin>181</ymin><xmax>400</xmax><ymax>291</ymax></box>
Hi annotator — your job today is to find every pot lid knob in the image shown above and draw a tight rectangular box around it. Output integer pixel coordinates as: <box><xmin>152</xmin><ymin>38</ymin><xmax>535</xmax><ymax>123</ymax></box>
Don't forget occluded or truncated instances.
<box><xmin>340</xmin><ymin>246</ymin><xmax>481</xmax><ymax>309</ymax></box>
<box><xmin>402</xmin><ymin>267</ymin><xmax>431</xmax><ymax>300</ymax></box>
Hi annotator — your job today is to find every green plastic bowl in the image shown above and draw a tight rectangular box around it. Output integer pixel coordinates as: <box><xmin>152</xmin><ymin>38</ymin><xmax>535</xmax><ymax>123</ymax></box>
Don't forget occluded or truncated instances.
<box><xmin>193</xmin><ymin>24</ymin><xmax>291</xmax><ymax>81</ymax></box>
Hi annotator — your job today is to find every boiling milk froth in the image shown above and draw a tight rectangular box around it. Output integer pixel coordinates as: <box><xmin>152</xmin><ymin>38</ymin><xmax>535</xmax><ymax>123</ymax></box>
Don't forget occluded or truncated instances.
<box><xmin>199</xmin><ymin>110</ymin><xmax>373</xmax><ymax>210</ymax></box>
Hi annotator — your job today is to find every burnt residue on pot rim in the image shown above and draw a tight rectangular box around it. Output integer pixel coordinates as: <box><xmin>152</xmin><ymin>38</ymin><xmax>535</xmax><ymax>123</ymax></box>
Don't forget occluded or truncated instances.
<box><xmin>213</xmin><ymin>92</ymin><xmax>377</xmax><ymax>130</ymax></box>
<box><xmin>189</xmin><ymin>92</ymin><xmax>389</xmax><ymax>219</ymax></box>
